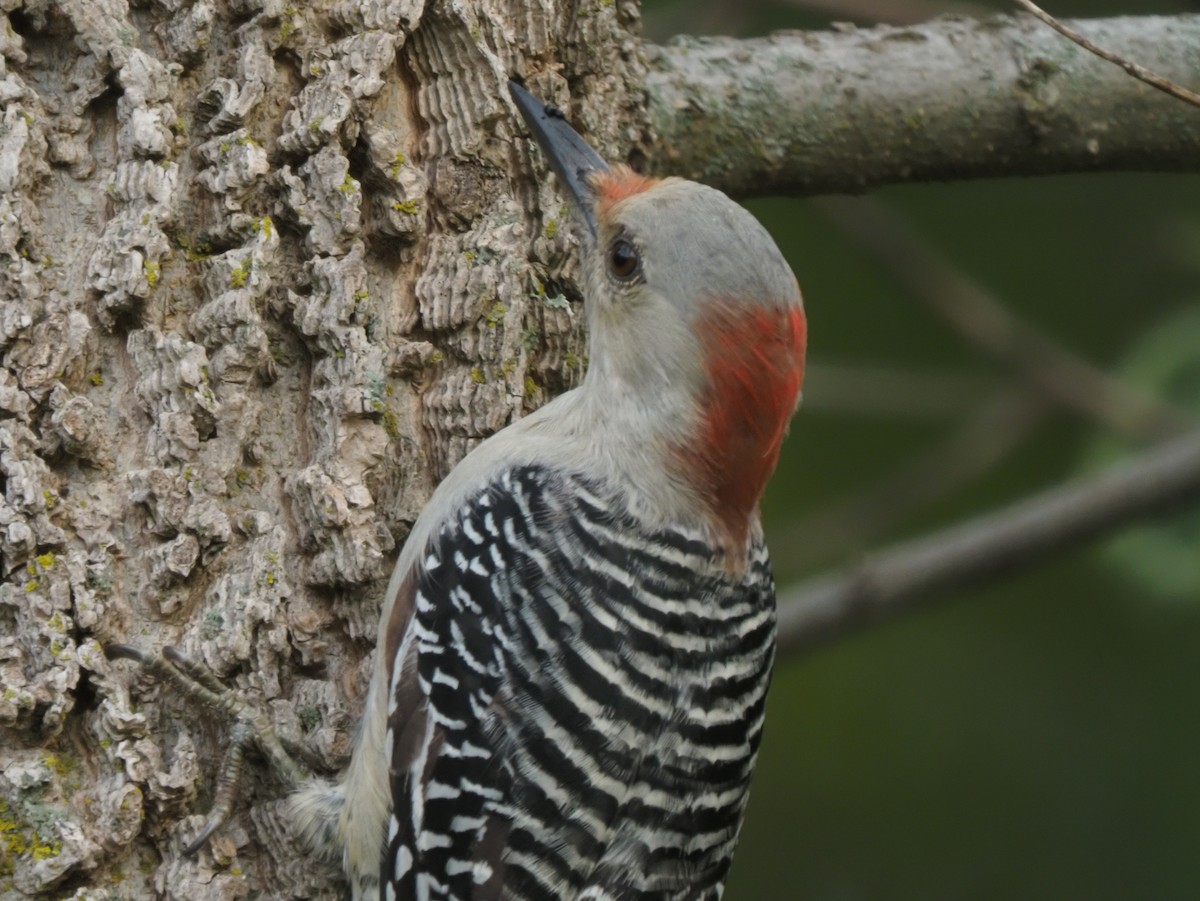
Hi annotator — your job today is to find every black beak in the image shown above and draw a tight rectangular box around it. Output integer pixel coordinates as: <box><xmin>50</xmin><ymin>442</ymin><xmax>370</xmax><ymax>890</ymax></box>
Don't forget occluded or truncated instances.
<box><xmin>509</xmin><ymin>80</ymin><xmax>610</xmax><ymax>241</ymax></box>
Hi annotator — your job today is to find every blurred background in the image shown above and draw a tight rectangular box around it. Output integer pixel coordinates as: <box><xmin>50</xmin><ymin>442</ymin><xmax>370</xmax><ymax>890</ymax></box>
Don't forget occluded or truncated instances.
<box><xmin>639</xmin><ymin>0</ymin><xmax>1200</xmax><ymax>898</ymax></box>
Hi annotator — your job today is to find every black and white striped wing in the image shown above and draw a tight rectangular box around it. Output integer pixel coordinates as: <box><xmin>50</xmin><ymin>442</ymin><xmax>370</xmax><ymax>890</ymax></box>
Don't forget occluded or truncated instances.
<box><xmin>383</xmin><ymin>464</ymin><xmax>777</xmax><ymax>900</ymax></box>
<box><xmin>383</xmin><ymin>472</ymin><xmax>517</xmax><ymax>900</ymax></box>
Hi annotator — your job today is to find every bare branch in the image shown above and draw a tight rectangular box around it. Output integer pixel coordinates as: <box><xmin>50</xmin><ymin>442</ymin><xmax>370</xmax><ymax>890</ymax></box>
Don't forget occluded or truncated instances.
<box><xmin>782</xmin><ymin>0</ymin><xmax>989</xmax><ymax>25</ymax></box>
<box><xmin>645</xmin><ymin>15</ymin><xmax>1200</xmax><ymax>197</ymax></box>
<box><xmin>802</xmin><ymin>361</ymin><xmax>994</xmax><ymax>419</ymax></box>
<box><xmin>777</xmin><ymin>390</ymin><xmax>1045</xmax><ymax>569</ymax></box>
<box><xmin>812</xmin><ymin>196</ymin><xmax>1193</xmax><ymax>443</ymax></box>
<box><xmin>1015</xmin><ymin>0</ymin><xmax>1200</xmax><ymax>110</ymax></box>
<box><xmin>776</xmin><ymin>429</ymin><xmax>1200</xmax><ymax>658</ymax></box>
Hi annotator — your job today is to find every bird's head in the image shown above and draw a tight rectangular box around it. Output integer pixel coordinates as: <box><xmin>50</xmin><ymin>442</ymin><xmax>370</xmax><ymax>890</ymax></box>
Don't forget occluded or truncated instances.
<box><xmin>511</xmin><ymin>82</ymin><xmax>806</xmax><ymax>548</ymax></box>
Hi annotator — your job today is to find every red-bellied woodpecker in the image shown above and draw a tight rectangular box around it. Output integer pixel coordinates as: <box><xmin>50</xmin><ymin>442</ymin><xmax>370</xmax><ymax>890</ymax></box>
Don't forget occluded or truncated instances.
<box><xmin>302</xmin><ymin>82</ymin><xmax>806</xmax><ymax>899</ymax></box>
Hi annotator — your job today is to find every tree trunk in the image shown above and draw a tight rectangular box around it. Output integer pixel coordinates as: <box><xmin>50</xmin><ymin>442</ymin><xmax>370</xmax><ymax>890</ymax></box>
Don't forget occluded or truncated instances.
<box><xmin>0</xmin><ymin>1</ymin><xmax>644</xmax><ymax>897</ymax></box>
<box><xmin>5</xmin><ymin>0</ymin><xmax>1200</xmax><ymax>897</ymax></box>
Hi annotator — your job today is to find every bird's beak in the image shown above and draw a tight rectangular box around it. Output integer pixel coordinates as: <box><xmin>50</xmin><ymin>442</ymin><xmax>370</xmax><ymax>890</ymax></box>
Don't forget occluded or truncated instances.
<box><xmin>509</xmin><ymin>80</ymin><xmax>610</xmax><ymax>241</ymax></box>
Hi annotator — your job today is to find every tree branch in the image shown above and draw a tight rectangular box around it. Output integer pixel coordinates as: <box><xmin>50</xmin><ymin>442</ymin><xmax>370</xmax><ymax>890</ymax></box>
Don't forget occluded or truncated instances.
<box><xmin>644</xmin><ymin>15</ymin><xmax>1200</xmax><ymax>197</ymax></box>
<box><xmin>783</xmin><ymin>0</ymin><xmax>990</xmax><ymax>26</ymax></box>
<box><xmin>776</xmin><ymin>430</ymin><xmax>1200</xmax><ymax>658</ymax></box>
<box><xmin>812</xmin><ymin>196</ymin><xmax>1193</xmax><ymax>443</ymax></box>
<box><xmin>801</xmin><ymin>361</ymin><xmax>994</xmax><ymax>419</ymax></box>
<box><xmin>1015</xmin><ymin>1</ymin><xmax>1200</xmax><ymax>110</ymax></box>
<box><xmin>775</xmin><ymin>389</ymin><xmax>1045</xmax><ymax>570</ymax></box>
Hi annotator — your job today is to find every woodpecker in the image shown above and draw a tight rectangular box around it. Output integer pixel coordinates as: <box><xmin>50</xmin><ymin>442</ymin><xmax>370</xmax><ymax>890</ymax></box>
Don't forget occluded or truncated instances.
<box><xmin>293</xmin><ymin>82</ymin><xmax>807</xmax><ymax>900</ymax></box>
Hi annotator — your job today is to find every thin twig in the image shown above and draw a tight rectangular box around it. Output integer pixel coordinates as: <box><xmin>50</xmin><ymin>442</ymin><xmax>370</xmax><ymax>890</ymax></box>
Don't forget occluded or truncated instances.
<box><xmin>813</xmin><ymin>197</ymin><xmax>1193</xmax><ymax>444</ymax></box>
<box><xmin>776</xmin><ymin>429</ymin><xmax>1200</xmax><ymax>658</ymax></box>
<box><xmin>1015</xmin><ymin>0</ymin><xmax>1200</xmax><ymax>110</ymax></box>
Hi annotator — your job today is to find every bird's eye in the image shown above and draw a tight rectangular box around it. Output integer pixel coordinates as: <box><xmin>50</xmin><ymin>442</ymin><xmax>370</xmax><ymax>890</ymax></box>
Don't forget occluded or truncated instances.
<box><xmin>607</xmin><ymin>238</ymin><xmax>640</xmax><ymax>281</ymax></box>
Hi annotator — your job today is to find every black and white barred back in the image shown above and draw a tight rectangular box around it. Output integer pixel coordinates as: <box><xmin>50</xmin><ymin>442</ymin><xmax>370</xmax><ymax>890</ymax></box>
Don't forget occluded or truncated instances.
<box><xmin>384</xmin><ymin>465</ymin><xmax>778</xmax><ymax>900</ymax></box>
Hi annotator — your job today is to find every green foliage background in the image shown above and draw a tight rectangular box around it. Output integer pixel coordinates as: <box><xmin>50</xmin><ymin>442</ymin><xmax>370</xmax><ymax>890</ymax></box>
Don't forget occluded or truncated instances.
<box><xmin>642</xmin><ymin>1</ymin><xmax>1200</xmax><ymax>897</ymax></box>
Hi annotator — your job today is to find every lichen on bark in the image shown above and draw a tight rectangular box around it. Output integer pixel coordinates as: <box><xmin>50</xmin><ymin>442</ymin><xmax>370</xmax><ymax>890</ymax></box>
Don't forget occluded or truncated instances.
<box><xmin>0</xmin><ymin>0</ymin><xmax>646</xmax><ymax>896</ymax></box>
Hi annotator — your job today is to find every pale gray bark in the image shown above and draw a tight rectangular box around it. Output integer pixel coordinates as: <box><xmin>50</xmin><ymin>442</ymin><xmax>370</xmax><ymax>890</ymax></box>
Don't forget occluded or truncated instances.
<box><xmin>1</xmin><ymin>2</ymin><xmax>1197</xmax><ymax>899</ymax></box>
<box><xmin>0</xmin><ymin>1</ymin><xmax>641</xmax><ymax>897</ymax></box>
<box><xmin>644</xmin><ymin>14</ymin><xmax>1200</xmax><ymax>197</ymax></box>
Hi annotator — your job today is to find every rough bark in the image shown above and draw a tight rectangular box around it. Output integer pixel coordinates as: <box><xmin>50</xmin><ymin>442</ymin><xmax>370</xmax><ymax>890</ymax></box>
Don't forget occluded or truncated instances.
<box><xmin>645</xmin><ymin>14</ymin><xmax>1200</xmax><ymax>197</ymax></box>
<box><xmin>0</xmin><ymin>1</ymin><xmax>643</xmax><ymax>897</ymax></box>
<box><xmin>1</xmin><ymin>2</ymin><xmax>1197</xmax><ymax>899</ymax></box>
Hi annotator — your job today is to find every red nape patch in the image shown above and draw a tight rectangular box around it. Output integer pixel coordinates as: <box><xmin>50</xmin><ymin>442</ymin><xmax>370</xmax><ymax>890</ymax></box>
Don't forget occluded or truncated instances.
<box><xmin>680</xmin><ymin>302</ymin><xmax>807</xmax><ymax>548</ymax></box>
<box><xmin>590</xmin><ymin>165</ymin><xmax>659</xmax><ymax>218</ymax></box>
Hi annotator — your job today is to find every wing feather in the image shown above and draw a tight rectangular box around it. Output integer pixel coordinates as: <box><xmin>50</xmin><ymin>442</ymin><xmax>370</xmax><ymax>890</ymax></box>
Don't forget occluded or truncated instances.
<box><xmin>381</xmin><ymin>465</ymin><xmax>776</xmax><ymax>900</ymax></box>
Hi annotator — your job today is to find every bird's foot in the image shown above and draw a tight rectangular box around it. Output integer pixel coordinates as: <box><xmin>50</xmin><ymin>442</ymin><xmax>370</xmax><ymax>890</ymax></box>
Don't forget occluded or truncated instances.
<box><xmin>105</xmin><ymin>643</ymin><xmax>311</xmax><ymax>854</ymax></box>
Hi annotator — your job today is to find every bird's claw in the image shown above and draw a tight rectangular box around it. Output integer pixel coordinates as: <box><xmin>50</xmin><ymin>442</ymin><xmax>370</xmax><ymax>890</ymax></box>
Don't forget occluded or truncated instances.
<box><xmin>105</xmin><ymin>643</ymin><xmax>310</xmax><ymax>855</ymax></box>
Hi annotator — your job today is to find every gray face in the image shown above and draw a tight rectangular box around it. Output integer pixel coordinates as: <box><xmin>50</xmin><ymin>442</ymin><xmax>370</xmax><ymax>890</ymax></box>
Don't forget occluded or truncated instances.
<box><xmin>592</xmin><ymin>179</ymin><xmax>802</xmax><ymax>330</ymax></box>
<box><xmin>572</xmin><ymin>176</ymin><xmax>804</xmax><ymax>452</ymax></box>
